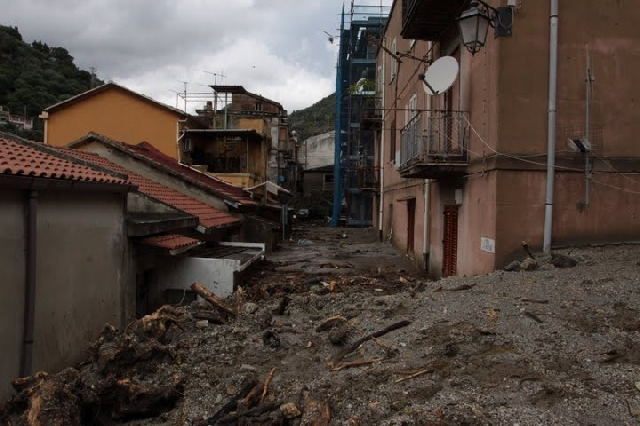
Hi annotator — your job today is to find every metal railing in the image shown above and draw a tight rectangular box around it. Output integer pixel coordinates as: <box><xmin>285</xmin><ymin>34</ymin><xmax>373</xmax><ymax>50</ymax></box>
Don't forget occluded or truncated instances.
<box><xmin>399</xmin><ymin>110</ymin><xmax>470</xmax><ymax>169</ymax></box>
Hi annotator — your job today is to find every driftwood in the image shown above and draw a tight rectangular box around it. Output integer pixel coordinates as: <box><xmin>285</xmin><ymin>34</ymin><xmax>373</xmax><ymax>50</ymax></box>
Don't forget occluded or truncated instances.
<box><xmin>191</xmin><ymin>282</ymin><xmax>235</xmax><ymax>317</ymax></box>
<box><xmin>330</xmin><ymin>358</ymin><xmax>384</xmax><ymax>371</ymax></box>
<box><xmin>260</xmin><ymin>368</ymin><xmax>277</xmax><ymax>403</ymax></box>
<box><xmin>330</xmin><ymin>320</ymin><xmax>411</xmax><ymax>364</ymax></box>
<box><xmin>316</xmin><ymin>315</ymin><xmax>347</xmax><ymax>332</ymax></box>
<box><xmin>394</xmin><ymin>368</ymin><xmax>432</xmax><ymax>383</ymax></box>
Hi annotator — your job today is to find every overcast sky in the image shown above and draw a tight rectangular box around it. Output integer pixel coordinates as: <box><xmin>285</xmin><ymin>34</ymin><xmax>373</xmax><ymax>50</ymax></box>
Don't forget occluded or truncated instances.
<box><xmin>2</xmin><ymin>0</ymin><xmax>392</xmax><ymax>113</ymax></box>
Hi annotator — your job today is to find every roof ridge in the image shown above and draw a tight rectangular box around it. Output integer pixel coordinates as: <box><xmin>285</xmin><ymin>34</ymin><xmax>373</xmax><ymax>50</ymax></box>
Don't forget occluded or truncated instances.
<box><xmin>0</xmin><ymin>131</ymin><xmax>129</xmax><ymax>181</ymax></box>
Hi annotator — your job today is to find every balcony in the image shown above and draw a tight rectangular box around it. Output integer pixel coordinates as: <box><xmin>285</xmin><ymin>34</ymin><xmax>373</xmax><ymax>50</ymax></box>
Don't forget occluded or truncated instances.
<box><xmin>398</xmin><ymin>110</ymin><xmax>470</xmax><ymax>179</ymax></box>
<box><xmin>401</xmin><ymin>0</ymin><xmax>466</xmax><ymax>40</ymax></box>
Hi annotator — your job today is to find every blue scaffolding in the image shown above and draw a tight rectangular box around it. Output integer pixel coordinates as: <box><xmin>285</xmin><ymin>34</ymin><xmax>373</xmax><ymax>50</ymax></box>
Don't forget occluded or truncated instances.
<box><xmin>331</xmin><ymin>2</ymin><xmax>389</xmax><ymax>227</ymax></box>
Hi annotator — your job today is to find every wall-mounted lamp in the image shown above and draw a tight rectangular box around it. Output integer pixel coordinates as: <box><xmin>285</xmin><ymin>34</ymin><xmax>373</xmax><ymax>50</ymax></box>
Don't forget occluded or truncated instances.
<box><xmin>457</xmin><ymin>0</ymin><xmax>513</xmax><ymax>55</ymax></box>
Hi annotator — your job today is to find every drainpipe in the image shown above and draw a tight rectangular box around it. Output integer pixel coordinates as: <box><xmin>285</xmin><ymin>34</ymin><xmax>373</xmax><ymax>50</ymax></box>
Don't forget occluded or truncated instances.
<box><xmin>543</xmin><ymin>0</ymin><xmax>559</xmax><ymax>253</ymax></box>
<box><xmin>378</xmin><ymin>46</ymin><xmax>385</xmax><ymax>241</ymax></box>
<box><xmin>21</xmin><ymin>190</ymin><xmax>38</xmax><ymax>377</ymax></box>
<box><xmin>422</xmin><ymin>42</ymin><xmax>434</xmax><ymax>270</ymax></box>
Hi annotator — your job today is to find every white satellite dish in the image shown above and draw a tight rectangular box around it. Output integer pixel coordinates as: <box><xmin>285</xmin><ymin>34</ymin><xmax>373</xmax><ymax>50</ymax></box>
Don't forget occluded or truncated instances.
<box><xmin>421</xmin><ymin>56</ymin><xmax>459</xmax><ymax>95</ymax></box>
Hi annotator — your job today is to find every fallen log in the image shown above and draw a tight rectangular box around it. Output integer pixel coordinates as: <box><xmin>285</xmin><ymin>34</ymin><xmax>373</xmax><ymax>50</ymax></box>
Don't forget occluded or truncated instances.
<box><xmin>330</xmin><ymin>320</ymin><xmax>411</xmax><ymax>364</ymax></box>
<box><xmin>191</xmin><ymin>282</ymin><xmax>235</xmax><ymax>317</ymax></box>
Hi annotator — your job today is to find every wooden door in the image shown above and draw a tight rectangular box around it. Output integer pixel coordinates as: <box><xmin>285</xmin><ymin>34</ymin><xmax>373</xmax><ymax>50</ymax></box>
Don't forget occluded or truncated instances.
<box><xmin>442</xmin><ymin>205</ymin><xmax>458</xmax><ymax>276</ymax></box>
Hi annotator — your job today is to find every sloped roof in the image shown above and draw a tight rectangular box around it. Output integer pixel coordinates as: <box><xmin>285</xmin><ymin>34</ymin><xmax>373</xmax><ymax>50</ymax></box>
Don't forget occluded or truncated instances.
<box><xmin>67</xmin><ymin>133</ymin><xmax>257</xmax><ymax>206</ymax></box>
<box><xmin>44</xmin><ymin>82</ymin><xmax>188</xmax><ymax>117</ymax></box>
<box><xmin>124</xmin><ymin>141</ymin><xmax>257</xmax><ymax>206</ymax></box>
<box><xmin>0</xmin><ymin>133</ymin><xmax>129</xmax><ymax>185</ymax></box>
<box><xmin>139</xmin><ymin>234</ymin><xmax>203</xmax><ymax>251</ymax></box>
<box><xmin>64</xmin><ymin>149</ymin><xmax>241</xmax><ymax>230</ymax></box>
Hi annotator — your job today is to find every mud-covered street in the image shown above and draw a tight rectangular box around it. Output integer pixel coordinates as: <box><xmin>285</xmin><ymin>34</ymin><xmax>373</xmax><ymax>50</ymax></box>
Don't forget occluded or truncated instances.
<box><xmin>3</xmin><ymin>223</ymin><xmax>640</xmax><ymax>425</ymax></box>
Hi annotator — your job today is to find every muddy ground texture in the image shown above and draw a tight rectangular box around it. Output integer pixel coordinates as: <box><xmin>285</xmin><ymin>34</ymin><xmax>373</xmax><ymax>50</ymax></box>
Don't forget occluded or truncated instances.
<box><xmin>3</xmin><ymin>222</ymin><xmax>640</xmax><ymax>425</ymax></box>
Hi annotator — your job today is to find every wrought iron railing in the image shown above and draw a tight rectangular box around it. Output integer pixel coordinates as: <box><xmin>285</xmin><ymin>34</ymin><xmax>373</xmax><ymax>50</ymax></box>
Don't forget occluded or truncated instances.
<box><xmin>399</xmin><ymin>110</ymin><xmax>470</xmax><ymax>169</ymax></box>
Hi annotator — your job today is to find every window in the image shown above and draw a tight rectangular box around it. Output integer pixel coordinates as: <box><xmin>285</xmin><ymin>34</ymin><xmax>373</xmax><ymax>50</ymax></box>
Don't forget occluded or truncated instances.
<box><xmin>390</xmin><ymin>119</ymin><xmax>396</xmax><ymax>162</ymax></box>
<box><xmin>390</xmin><ymin>38</ymin><xmax>397</xmax><ymax>81</ymax></box>
<box><xmin>405</xmin><ymin>93</ymin><xmax>417</xmax><ymax>126</ymax></box>
<box><xmin>256</xmin><ymin>102</ymin><xmax>263</xmax><ymax>111</ymax></box>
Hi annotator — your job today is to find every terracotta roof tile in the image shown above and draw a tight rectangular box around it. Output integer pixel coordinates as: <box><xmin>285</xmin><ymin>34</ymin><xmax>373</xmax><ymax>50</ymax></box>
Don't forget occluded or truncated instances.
<box><xmin>64</xmin><ymin>149</ymin><xmax>241</xmax><ymax>229</ymax></box>
<box><xmin>0</xmin><ymin>137</ymin><xmax>128</xmax><ymax>184</ymax></box>
<box><xmin>126</xmin><ymin>141</ymin><xmax>256</xmax><ymax>206</ymax></box>
<box><xmin>139</xmin><ymin>234</ymin><xmax>202</xmax><ymax>251</ymax></box>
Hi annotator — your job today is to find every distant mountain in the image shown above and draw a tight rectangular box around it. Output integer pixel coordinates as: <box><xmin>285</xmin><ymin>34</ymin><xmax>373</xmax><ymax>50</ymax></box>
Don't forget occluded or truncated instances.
<box><xmin>0</xmin><ymin>24</ymin><xmax>103</xmax><ymax>141</ymax></box>
<box><xmin>289</xmin><ymin>93</ymin><xmax>335</xmax><ymax>141</ymax></box>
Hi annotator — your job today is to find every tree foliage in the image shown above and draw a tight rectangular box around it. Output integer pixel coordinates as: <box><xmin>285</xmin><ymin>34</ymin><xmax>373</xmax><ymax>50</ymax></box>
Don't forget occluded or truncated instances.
<box><xmin>288</xmin><ymin>93</ymin><xmax>335</xmax><ymax>142</ymax></box>
<box><xmin>0</xmin><ymin>24</ymin><xmax>103</xmax><ymax>141</ymax></box>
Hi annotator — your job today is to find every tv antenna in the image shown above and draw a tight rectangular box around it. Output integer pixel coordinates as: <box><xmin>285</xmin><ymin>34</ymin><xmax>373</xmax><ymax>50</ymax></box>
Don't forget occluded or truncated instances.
<box><xmin>203</xmin><ymin>71</ymin><xmax>227</xmax><ymax>86</ymax></box>
<box><xmin>419</xmin><ymin>56</ymin><xmax>459</xmax><ymax>95</ymax></box>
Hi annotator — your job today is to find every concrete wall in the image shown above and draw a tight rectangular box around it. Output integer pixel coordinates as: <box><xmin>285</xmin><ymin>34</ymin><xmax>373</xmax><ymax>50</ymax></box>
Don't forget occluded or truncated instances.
<box><xmin>0</xmin><ymin>191</ymin><xmax>26</xmax><ymax>400</ymax></box>
<box><xmin>0</xmin><ymin>189</ymin><xmax>128</xmax><ymax>400</ymax></box>
<box><xmin>303</xmin><ymin>131</ymin><xmax>335</xmax><ymax>170</ymax></box>
<box><xmin>45</xmin><ymin>86</ymin><xmax>183</xmax><ymax>158</ymax></box>
<box><xmin>154</xmin><ymin>257</ymin><xmax>240</xmax><ymax>303</ymax></box>
<box><xmin>377</xmin><ymin>0</ymin><xmax>640</xmax><ymax>276</ymax></box>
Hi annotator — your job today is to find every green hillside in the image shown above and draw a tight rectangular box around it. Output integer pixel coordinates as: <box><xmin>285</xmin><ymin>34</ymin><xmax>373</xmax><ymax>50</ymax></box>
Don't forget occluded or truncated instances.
<box><xmin>289</xmin><ymin>93</ymin><xmax>335</xmax><ymax>141</ymax></box>
<box><xmin>0</xmin><ymin>24</ymin><xmax>102</xmax><ymax>141</ymax></box>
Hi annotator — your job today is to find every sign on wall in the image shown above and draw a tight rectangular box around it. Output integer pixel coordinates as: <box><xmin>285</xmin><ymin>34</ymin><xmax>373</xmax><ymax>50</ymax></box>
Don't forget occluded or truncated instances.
<box><xmin>481</xmin><ymin>237</ymin><xmax>495</xmax><ymax>253</ymax></box>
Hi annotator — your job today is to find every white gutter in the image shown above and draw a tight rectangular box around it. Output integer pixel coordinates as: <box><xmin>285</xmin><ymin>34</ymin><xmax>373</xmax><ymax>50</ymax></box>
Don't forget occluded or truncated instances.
<box><xmin>543</xmin><ymin>0</ymin><xmax>559</xmax><ymax>252</ymax></box>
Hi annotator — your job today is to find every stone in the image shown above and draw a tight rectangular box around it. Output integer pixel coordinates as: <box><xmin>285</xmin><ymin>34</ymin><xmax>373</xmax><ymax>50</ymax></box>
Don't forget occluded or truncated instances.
<box><xmin>520</xmin><ymin>258</ymin><xmax>539</xmax><ymax>271</ymax></box>
<box><xmin>242</xmin><ymin>302</ymin><xmax>259</xmax><ymax>315</ymax></box>
<box><xmin>195</xmin><ymin>320</ymin><xmax>209</xmax><ymax>329</ymax></box>
<box><xmin>280</xmin><ymin>402</ymin><xmax>301</xmax><ymax>419</ymax></box>
<box><xmin>551</xmin><ymin>252</ymin><xmax>578</xmax><ymax>268</ymax></box>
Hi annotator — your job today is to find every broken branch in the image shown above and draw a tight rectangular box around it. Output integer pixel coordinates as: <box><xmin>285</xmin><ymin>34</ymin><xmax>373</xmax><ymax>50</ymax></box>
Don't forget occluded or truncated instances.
<box><xmin>394</xmin><ymin>368</ymin><xmax>432</xmax><ymax>383</ymax></box>
<box><xmin>331</xmin><ymin>320</ymin><xmax>411</xmax><ymax>364</ymax></box>
<box><xmin>331</xmin><ymin>358</ymin><xmax>384</xmax><ymax>371</ymax></box>
<box><xmin>260</xmin><ymin>368</ymin><xmax>277</xmax><ymax>403</ymax></box>
<box><xmin>191</xmin><ymin>282</ymin><xmax>235</xmax><ymax>317</ymax></box>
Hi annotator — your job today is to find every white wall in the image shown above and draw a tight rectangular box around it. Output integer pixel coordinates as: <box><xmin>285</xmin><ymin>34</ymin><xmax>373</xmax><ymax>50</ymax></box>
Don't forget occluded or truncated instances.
<box><xmin>303</xmin><ymin>131</ymin><xmax>335</xmax><ymax>170</ymax></box>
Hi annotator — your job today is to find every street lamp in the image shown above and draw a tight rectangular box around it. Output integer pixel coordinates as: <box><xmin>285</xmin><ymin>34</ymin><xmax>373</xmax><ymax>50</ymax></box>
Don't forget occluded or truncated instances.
<box><xmin>457</xmin><ymin>0</ymin><xmax>513</xmax><ymax>55</ymax></box>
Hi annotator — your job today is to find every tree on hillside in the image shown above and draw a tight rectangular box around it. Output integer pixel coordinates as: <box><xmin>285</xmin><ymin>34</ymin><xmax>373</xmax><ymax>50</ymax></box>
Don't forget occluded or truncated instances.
<box><xmin>0</xmin><ymin>24</ymin><xmax>103</xmax><ymax>141</ymax></box>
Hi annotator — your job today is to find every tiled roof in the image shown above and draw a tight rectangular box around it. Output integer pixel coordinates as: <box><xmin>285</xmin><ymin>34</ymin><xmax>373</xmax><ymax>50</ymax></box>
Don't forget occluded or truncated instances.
<box><xmin>125</xmin><ymin>141</ymin><xmax>257</xmax><ymax>206</ymax></box>
<box><xmin>64</xmin><ymin>149</ymin><xmax>241</xmax><ymax>229</ymax></box>
<box><xmin>0</xmin><ymin>136</ymin><xmax>128</xmax><ymax>184</ymax></box>
<box><xmin>139</xmin><ymin>234</ymin><xmax>202</xmax><ymax>251</ymax></box>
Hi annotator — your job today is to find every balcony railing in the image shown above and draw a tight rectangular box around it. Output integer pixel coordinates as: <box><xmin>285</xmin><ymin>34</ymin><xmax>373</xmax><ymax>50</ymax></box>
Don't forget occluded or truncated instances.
<box><xmin>399</xmin><ymin>110</ymin><xmax>470</xmax><ymax>179</ymax></box>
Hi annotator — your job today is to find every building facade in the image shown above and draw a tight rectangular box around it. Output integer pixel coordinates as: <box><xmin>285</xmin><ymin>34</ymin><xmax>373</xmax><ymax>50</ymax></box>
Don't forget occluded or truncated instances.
<box><xmin>378</xmin><ymin>0</ymin><xmax>640</xmax><ymax>276</ymax></box>
<box><xmin>40</xmin><ymin>82</ymin><xmax>194</xmax><ymax>159</ymax></box>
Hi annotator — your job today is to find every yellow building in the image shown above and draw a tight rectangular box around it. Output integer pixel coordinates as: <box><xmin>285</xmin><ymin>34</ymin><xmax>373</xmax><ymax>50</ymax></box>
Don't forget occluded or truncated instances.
<box><xmin>40</xmin><ymin>82</ymin><xmax>196</xmax><ymax>159</ymax></box>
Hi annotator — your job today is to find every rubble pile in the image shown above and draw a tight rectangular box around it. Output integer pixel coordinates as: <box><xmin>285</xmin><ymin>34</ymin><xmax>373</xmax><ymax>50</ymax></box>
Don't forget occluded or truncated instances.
<box><xmin>2</xmin><ymin>226</ymin><xmax>640</xmax><ymax>425</ymax></box>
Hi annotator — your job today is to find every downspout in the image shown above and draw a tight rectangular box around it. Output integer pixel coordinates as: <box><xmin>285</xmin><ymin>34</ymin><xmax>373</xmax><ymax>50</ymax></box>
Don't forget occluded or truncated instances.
<box><xmin>21</xmin><ymin>190</ymin><xmax>38</xmax><ymax>377</ymax></box>
<box><xmin>543</xmin><ymin>0</ymin><xmax>559</xmax><ymax>252</ymax></box>
<box><xmin>378</xmin><ymin>41</ymin><xmax>385</xmax><ymax>241</ymax></box>
<box><xmin>422</xmin><ymin>41</ymin><xmax>434</xmax><ymax>271</ymax></box>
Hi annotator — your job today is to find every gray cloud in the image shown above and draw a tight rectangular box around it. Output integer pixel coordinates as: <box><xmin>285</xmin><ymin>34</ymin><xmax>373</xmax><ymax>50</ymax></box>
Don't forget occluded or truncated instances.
<box><xmin>1</xmin><ymin>0</ymin><xmax>391</xmax><ymax>112</ymax></box>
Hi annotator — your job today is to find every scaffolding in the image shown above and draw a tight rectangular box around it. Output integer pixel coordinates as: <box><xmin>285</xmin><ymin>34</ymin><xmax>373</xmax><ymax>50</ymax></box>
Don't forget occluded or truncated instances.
<box><xmin>330</xmin><ymin>2</ymin><xmax>389</xmax><ymax>227</ymax></box>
